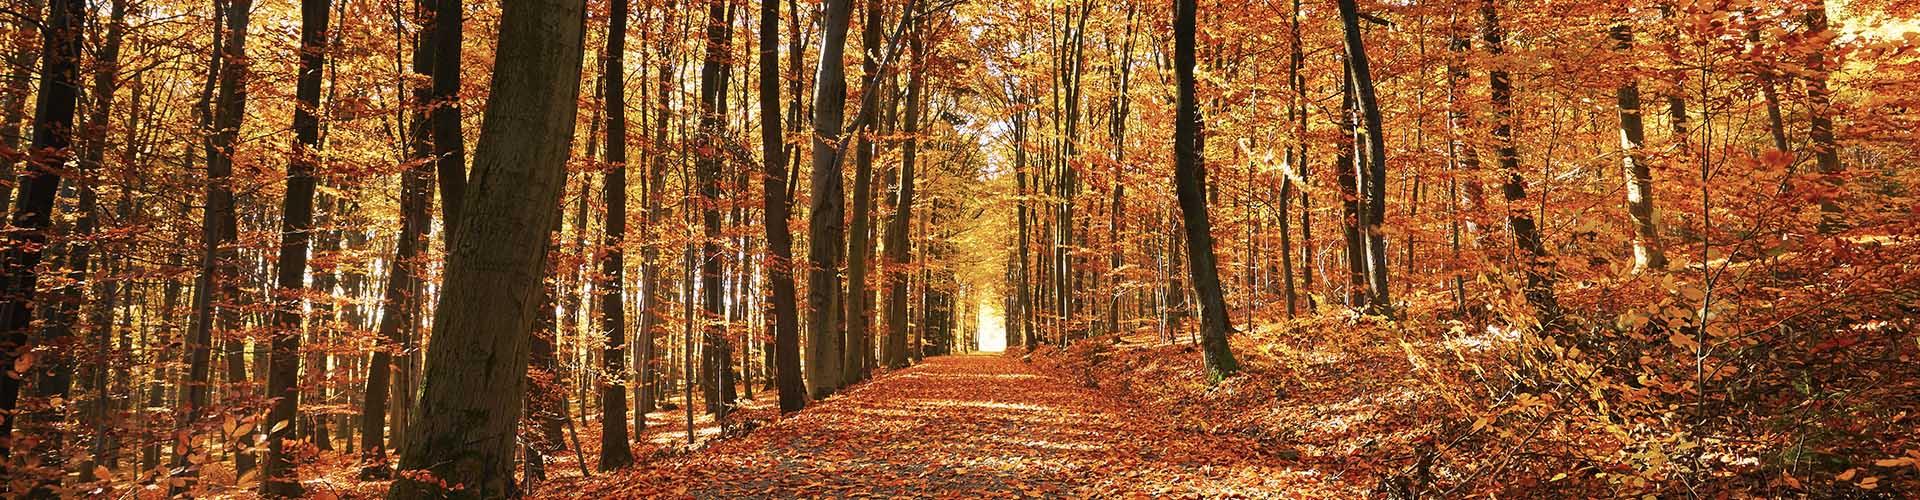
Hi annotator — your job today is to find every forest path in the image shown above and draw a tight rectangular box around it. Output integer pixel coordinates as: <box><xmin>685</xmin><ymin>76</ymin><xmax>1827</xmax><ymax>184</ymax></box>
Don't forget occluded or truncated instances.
<box><xmin>565</xmin><ymin>354</ymin><xmax>1299</xmax><ymax>498</ymax></box>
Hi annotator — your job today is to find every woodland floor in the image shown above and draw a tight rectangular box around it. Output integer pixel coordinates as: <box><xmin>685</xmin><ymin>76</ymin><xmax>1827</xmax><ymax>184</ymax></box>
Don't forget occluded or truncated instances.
<box><xmin>553</xmin><ymin>354</ymin><xmax>1302</xmax><ymax>498</ymax></box>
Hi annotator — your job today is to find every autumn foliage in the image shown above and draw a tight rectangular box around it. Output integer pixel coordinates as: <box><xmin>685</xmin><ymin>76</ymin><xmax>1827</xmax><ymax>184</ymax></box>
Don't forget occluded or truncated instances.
<box><xmin>0</xmin><ymin>0</ymin><xmax>1916</xmax><ymax>496</ymax></box>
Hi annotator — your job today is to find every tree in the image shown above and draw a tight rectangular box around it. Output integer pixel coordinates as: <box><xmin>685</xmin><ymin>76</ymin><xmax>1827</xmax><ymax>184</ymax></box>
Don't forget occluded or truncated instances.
<box><xmin>0</xmin><ymin>0</ymin><xmax>81</xmax><ymax>469</ymax></box>
<box><xmin>359</xmin><ymin>0</ymin><xmax>446</xmax><ymax>475</ymax></box>
<box><xmin>759</xmin><ymin>0</ymin><xmax>808</xmax><ymax>413</ymax></box>
<box><xmin>386</xmin><ymin>0</ymin><xmax>588</xmax><ymax>494</ymax></box>
<box><xmin>261</xmin><ymin>0</ymin><xmax>331</xmax><ymax>492</ymax></box>
<box><xmin>1172</xmin><ymin>0</ymin><xmax>1238</xmax><ymax>381</ymax></box>
<box><xmin>1481</xmin><ymin>0</ymin><xmax>1560</xmax><ymax>324</ymax></box>
<box><xmin>1105</xmin><ymin>5</ymin><xmax>1137</xmax><ymax>335</ymax></box>
<box><xmin>0</xmin><ymin>0</ymin><xmax>41</xmax><ymax>217</ymax></box>
<box><xmin>1611</xmin><ymin>20</ymin><xmax>1668</xmax><ymax>273</ymax></box>
<box><xmin>694</xmin><ymin>0</ymin><xmax>737</xmax><ymax>418</ymax></box>
<box><xmin>844</xmin><ymin>0</ymin><xmax>884</xmax><ymax>386</ymax></box>
<box><xmin>73</xmin><ymin>0</ymin><xmax>130</xmax><ymax>475</ymax></box>
<box><xmin>1336</xmin><ymin>0</ymin><xmax>1390</xmax><ymax>312</ymax></box>
<box><xmin>805</xmin><ymin>0</ymin><xmax>855</xmax><ymax>399</ymax></box>
<box><xmin>430</xmin><ymin>0</ymin><xmax>467</xmax><ymax>240</ymax></box>
<box><xmin>596</xmin><ymin>0</ymin><xmax>636</xmax><ymax>470</ymax></box>
<box><xmin>1803</xmin><ymin>0</ymin><xmax>1844</xmax><ymax>233</ymax></box>
<box><xmin>884</xmin><ymin>20</ymin><xmax>923</xmax><ymax>369</ymax></box>
<box><xmin>173</xmin><ymin>0</ymin><xmax>257</xmax><ymax>483</ymax></box>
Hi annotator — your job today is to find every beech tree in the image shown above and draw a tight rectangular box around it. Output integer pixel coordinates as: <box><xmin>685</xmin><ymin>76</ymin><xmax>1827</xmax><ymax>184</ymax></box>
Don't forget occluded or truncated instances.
<box><xmin>386</xmin><ymin>0</ymin><xmax>588</xmax><ymax>494</ymax></box>
<box><xmin>1172</xmin><ymin>0</ymin><xmax>1239</xmax><ymax>380</ymax></box>
<box><xmin>805</xmin><ymin>0</ymin><xmax>854</xmax><ymax>399</ymax></box>
<box><xmin>596</xmin><ymin>0</ymin><xmax>635</xmax><ymax>470</ymax></box>
<box><xmin>259</xmin><ymin>0</ymin><xmax>330</xmax><ymax>492</ymax></box>
<box><xmin>0</xmin><ymin>0</ymin><xmax>81</xmax><ymax>472</ymax></box>
<box><xmin>758</xmin><ymin>0</ymin><xmax>807</xmax><ymax>413</ymax></box>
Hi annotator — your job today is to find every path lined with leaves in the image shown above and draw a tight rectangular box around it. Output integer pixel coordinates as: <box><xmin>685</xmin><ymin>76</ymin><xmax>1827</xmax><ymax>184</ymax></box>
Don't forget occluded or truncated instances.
<box><xmin>563</xmin><ymin>354</ymin><xmax>1302</xmax><ymax>498</ymax></box>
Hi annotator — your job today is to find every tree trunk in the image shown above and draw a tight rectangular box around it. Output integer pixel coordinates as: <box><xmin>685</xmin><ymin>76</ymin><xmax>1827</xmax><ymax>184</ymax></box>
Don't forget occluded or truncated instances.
<box><xmin>0</xmin><ymin>0</ymin><xmax>79</xmax><ymax>474</ymax></box>
<box><xmin>386</xmin><ymin>0</ymin><xmax>587</xmax><ymax>494</ymax></box>
<box><xmin>1803</xmin><ymin>0</ymin><xmax>1844</xmax><ymax>233</ymax></box>
<box><xmin>0</xmin><ymin>0</ymin><xmax>43</xmax><ymax>217</ymax></box>
<box><xmin>1173</xmin><ymin>0</ymin><xmax>1239</xmax><ymax>381</ymax></box>
<box><xmin>597</xmin><ymin>0</ymin><xmax>636</xmax><ymax>470</ymax></box>
<box><xmin>883</xmin><ymin>21</ymin><xmax>923</xmax><ymax>369</ymax></box>
<box><xmin>1337</xmin><ymin>0</ymin><xmax>1391</xmax><ymax>312</ymax></box>
<box><xmin>71</xmin><ymin>0</ymin><xmax>128</xmax><ymax>476</ymax></box>
<box><xmin>695</xmin><ymin>0</ymin><xmax>736</xmax><ymax>419</ymax></box>
<box><xmin>529</xmin><ymin>215</ymin><xmax>567</xmax><ymax>454</ymax></box>
<box><xmin>261</xmin><ymin>0</ymin><xmax>330</xmax><ymax>492</ymax></box>
<box><xmin>1337</xmin><ymin>65</ymin><xmax>1367</xmax><ymax>309</ymax></box>
<box><xmin>169</xmin><ymin>0</ymin><xmax>256</xmax><ymax>484</ymax></box>
<box><xmin>1444</xmin><ymin>22</ymin><xmax>1487</xmax><ymax>315</ymax></box>
<box><xmin>1106</xmin><ymin>5</ymin><xmax>1136</xmax><ymax>335</ymax></box>
<box><xmin>639</xmin><ymin>7</ymin><xmax>676</xmax><ymax>421</ymax></box>
<box><xmin>359</xmin><ymin>0</ymin><xmax>443</xmax><ymax>475</ymax></box>
<box><xmin>843</xmin><ymin>0</ymin><xmax>885</xmax><ymax>386</ymax></box>
<box><xmin>1481</xmin><ymin>0</ymin><xmax>1560</xmax><ymax>324</ymax></box>
<box><xmin>430</xmin><ymin>0</ymin><xmax>467</xmax><ymax>238</ymax></box>
<box><xmin>804</xmin><ymin>0</ymin><xmax>855</xmax><ymax>399</ymax></box>
<box><xmin>1611</xmin><ymin>22</ymin><xmax>1668</xmax><ymax>273</ymax></box>
<box><xmin>760</xmin><ymin>0</ymin><xmax>809</xmax><ymax>413</ymax></box>
<box><xmin>1014</xmin><ymin>101</ymin><xmax>1034</xmax><ymax>351</ymax></box>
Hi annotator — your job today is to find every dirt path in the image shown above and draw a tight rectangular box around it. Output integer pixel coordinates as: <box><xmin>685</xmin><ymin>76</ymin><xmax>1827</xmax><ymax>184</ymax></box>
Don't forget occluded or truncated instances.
<box><xmin>564</xmin><ymin>354</ymin><xmax>1298</xmax><ymax>498</ymax></box>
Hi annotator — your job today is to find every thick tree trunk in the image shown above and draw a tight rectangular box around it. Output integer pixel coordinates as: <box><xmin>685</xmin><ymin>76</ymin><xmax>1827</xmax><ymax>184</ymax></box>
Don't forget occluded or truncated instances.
<box><xmin>805</xmin><ymin>0</ymin><xmax>855</xmax><ymax>399</ymax></box>
<box><xmin>386</xmin><ymin>0</ymin><xmax>587</xmax><ymax>495</ymax></box>
<box><xmin>1173</xmin><ymin>0</ymin><xmax>1239</xmax><ymax>381</ymax></box>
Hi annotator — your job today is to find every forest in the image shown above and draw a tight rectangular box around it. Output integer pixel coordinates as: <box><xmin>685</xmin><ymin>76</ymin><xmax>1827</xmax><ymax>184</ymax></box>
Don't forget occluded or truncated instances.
<box><xmin>0</xmin><ymin>0</ymin><xmax>1917</xmax><ymax>496</ymax></box>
